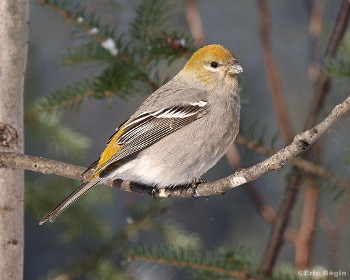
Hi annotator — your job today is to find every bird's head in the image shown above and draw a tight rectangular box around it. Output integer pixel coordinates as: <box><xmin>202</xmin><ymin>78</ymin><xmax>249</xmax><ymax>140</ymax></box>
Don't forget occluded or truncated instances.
<box><xmin>181</xmin><ymin>44</ymin><xmax>243</xmax><ymax>89</ymax></box>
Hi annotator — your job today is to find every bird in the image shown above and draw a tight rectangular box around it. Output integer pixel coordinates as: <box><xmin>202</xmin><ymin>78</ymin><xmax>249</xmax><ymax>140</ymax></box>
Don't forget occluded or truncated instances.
<box><xmin>40</xmin><ymin>44</ymin><xmax>243</xmax><ymax>225</ymax></box>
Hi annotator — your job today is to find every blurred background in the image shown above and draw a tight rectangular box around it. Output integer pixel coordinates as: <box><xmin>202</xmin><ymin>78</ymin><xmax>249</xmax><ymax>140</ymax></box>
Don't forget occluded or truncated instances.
<box><xmin>24</xmin><ymin>0</ymin><xmax>349</xmax><ymax>279</ymax></box>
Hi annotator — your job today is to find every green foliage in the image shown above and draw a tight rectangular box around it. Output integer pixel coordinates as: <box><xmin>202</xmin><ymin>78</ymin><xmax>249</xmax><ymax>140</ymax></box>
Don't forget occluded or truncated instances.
<box><xmin>95</xmin><ymin>61</ymin><xmax>143</xmax><ymax>99</ymax></box>
<box><xmin>61</xmin><ymin>41</ymin><xmax>114</xmax><ymax>67</ymax></box>
<box><xmin>127</xmin><ymin>244</ymin><xmax>317</xmax><ymax>280</ymax></box>
<box><xmin>27</xmin><ymin>1</ymin><xmax>350</xmax><ymax>279</ymax></box>
<box><xmin>40</xmin><ymin>0</ymin><xmax>117</xmax><ymax>39</ymax></box>
<box><xmin>36</xmin><ymin>0</ymin><xmax>196</xmax><ymax>113</ymax></box>
<box><xmin>128</xmin><ymin>244</ymin><xmax>257</xmax><ymax>279</ymax></box>
<box><xmin>324</xmin><ymin>32</ymin><xmax>350</xmax><ymax>79</ymax></box>
<box><xmin>26</xmin><ymin>107</ymin><xmax>91</xmax><ymax>157</ymax></box>
<box><xmin>238</xmin><ymin>85</ymin><xmax>250</xmax><ymax>105</ymax></box>
<box><xmin>130</xmin><ymin>0</ymin><xmax>170</xmax><ymax>45</ymax></box>
<box><xmin>25</xmin><ymin>177</ymin><xmax>111</xmax><ymax>241</ymax></box>
<box><xmin>36</xmin><ymin>80</ymin><xmax>96</xmax><ymax>112</ymax></box>
<box><xmin>239</xmin><ymin>119</ymin><xmax>278</xmax><ymax>153</ymax></box>
<box><xmin>86</xmin><ymin>258</ymin><xmax>131</xmax><ymax>280</ymax></box>
<box><xmin>156</xmin><ymin>219</ymin><xmax>202</xmax><ymax>249</ymax></box>
<box><xmin>324</xmin><ymin>57</ymin><xmax>350</xmax><ymax>79</ymax></box>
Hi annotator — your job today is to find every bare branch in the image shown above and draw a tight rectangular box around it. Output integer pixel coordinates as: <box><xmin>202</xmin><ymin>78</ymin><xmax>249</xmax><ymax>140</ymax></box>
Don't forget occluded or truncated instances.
<box><xmin>184</xmin><ymin>0</ymin><xmax>206</xmax><ymax>47</ymax></box>
<box><xmin>305</xmin><ymin>0</ymin><xmax>350</xmax><ymax>130</ymax></box>
<box><xmin>261</xmin><ymin>2</ymin><xmax>350</xmax><ymax>273</ymax></box>
<box><xmin>294</xmin><ymin>179</ymin><xmax>319</xmax><ymax>268</ymax></box>
<box><xmin>293</xmin><ymin>2</ymin><xmax>350</xmax><ymax>270</ymax></box>
<box><xmin>236</xmin><ymin>135</ymin><xmax>350</xmax><ymax>190</ymax></box>
<box><xmin>226</xmin><ymin>144</ymin><xmax>298</xmax><ymax>243</ymax></box>
<box><xmin>257</xmin><ymin>0</ymin><xmax>294</xmax><ymax>143</ymax></box>
<box><xmin>260</xmin><ymin>172</ymin><xmax>302</xmax><ymax>275</ymax></box>
<box><xmin>0</xmin><ymin>95</ymin><xmax>349</xmax><ymax>198</ymax></box>
<box><xmin>307</xmin><ymin>0</ymin><xmax>324</xmax><ymax>81</ymax></box>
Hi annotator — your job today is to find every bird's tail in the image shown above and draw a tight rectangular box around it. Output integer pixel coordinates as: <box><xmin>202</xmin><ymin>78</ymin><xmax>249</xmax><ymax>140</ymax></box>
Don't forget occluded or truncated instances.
<box><xmin>39</xmin><ymin>178</ymin><xmax>100</xmax><ymax>225</ymax></box>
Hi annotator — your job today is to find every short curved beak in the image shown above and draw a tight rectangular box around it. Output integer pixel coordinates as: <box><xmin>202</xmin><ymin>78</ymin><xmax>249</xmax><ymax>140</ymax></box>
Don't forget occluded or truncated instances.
<box><xmin>228</xmin><ymin>61</ymin><xmax>243</xmax><ymax>76</ymax></box>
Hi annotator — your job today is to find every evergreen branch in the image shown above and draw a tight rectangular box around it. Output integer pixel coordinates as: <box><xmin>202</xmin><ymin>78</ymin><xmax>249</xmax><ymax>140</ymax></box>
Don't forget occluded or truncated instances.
<box><xmin>25</xmin><ymin>109</ymin><xmax>91</xmax><ymax>157</ymax></box>
<box><xmin>36</xmin><ymin>68</ymin><xmax>142</xmax><ymax>113</ymax></box>
<box><xmin>145</xmin><ymin>32</ymin><xmax>195</xmax><ymax>62</ymax></box>
<box><xmin>62</xmin><ymin>41</ymin><xmax>114</xmax><ymax>66</ymax></box>
<box><xmin>128</xmin><ymin>254</ymin><xmax>250</xmax><ymax>279</ymax></box>
<box><xmin>39</xmin><ymin>0</ymin><xmax>108</xmax><ymax>43</ymax></box>
<box><xmin>37</xmin><ymin>87</ymin><xmax>95</xmax><ymax>113</ymax></box>
<box><xmin>0</xmin><ymin>94</ymin><xmax>348</xmax><ymax>198</ymax></box>
<box><xmin>25</xmin><ymin>178</ymin><xmax>110</xmax><ymax>241</ymax></box>
<box><xmin>127</xmin><ymin>245</ymin><xmax>255</xmax><ymax>279</ymax></box>
<box><xmin>236</xmin><ymin>135</ymin><xmax>350</xmax><ymax>190</ymax></box>
<box><xmin>130</xmin><ymin>0</ymin><xmax>170</xmax><ymax>45</ymax></box>
<box><xmin>129</xmin><ymin>0</ymin><xmax>195</xmax><ymax>61</ymax></box>
<box><xmin>39</xmin><ymin>0</ymin><xmax>162</xmax><ymax>93</ymax></box>
<box><xmin>39</xmin><ymin>0</ymin><xmax>128</xmax><ymax>61</ymax></box>
<box><xmin>57</xmin><ymin>202</ymin><xmax>162</xmax><ymax>279</ymax></box>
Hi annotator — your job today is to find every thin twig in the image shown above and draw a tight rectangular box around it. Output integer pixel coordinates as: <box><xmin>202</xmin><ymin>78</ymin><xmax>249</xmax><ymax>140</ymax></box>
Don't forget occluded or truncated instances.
<box><xmin>256</xmin><ymin>1</ymin><xmax>300</xmax><ymax>268</ymax></box>
<box><xmin>226</xmin><ymin>144</ymin><xmax>276</xmax><ymax>225</ymax></box>
<box><xmin>260</xmin><ymin>171</ymin><xmax>302</xmax><ymax>275</ymax></box>
<box><xmin>257</xmin><ymin>0</ymin><xmax>294</xmax><ymax>143</ymax></box>
<box><xmin>184</xmin><ymin>0</ymin><xmax>206</xmax><ymax>47</ymax></box>
<box><xmin>294</xmin><ymin>139</ymin><xmax>322</xmax><ymax>269</ymax></box>
<box><xmin>256</xmin><ymin>0</ymin><xmax>301</xmax><ymax>269</ymax></box>
<box><xmin>294</xmin><ymin>178</ymin><xmax>319</xmax><ymax>269</ymax></box>
<box><xmin>261</xmin><ymin>1</ymin><xmax>350</xmax><ymax>274</ymax></box>
<box><xmin>305</xmin><ymin>0</ymin><xmax>350</xmax><ymax>130</ymax></box>
<box><xmin>294</xmin><ymin>1</ymin><xmax>350</xmax><ymax>270</ymax></box>
<box><xmin>235</xmin><ymin>135</ymin><xmax>350</xmax><ymax>190</ymax></box>
<box><xmin>0</xmin><ymin>94</ymin><xmax>349</xmax><ymax>198</ymax></box>
<box><xmin>225</xmin><ymin>144</ymin><xmax>298</xmax><ymax>243</ymax></box>
<box><xmin>61</xmin><ymin>206</ymin><xmax>157</xmax><ymax>279</ymax></box>
<box><xmin>307</xmin><ymin>0</ymin><xmax>324</xmax><ymax>81</ymax></box>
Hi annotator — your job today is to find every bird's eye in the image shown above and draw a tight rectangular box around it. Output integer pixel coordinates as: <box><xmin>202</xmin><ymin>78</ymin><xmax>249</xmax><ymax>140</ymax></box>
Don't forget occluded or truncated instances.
<box><xmin>210</xmin><ymin>61</ymin><xmax>218</xmax><ymax>68</ymax></box>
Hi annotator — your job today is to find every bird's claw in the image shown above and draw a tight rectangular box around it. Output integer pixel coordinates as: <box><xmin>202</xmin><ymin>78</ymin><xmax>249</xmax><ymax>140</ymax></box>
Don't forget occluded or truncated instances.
<box><xmin>192</xmin><ymin>178</ymin><xmax>207</xmax><ymax>185</ymax></box>
<box><xmin>190</xmin><ymin>178</ymin><xmax>207</xmax><ymax>198</ymax></box>
<box><xmin>151</xmin><ymin>188</ymin><xmax>158</xmax><ymax>199</ymax></box>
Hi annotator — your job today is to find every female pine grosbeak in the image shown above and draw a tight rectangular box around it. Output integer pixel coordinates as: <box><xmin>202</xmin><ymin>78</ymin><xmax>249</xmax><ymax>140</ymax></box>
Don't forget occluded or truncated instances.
<box><xmin>40</xmin><ymin>44</ymin><xmax>243</xmax><ymax>224</ymax></box>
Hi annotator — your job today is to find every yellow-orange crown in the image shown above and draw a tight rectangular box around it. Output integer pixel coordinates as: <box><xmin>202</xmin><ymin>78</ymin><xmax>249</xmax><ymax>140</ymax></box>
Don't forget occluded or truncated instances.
<box><xmin>184</xmin><ymin>44</ymin><xmax>235</xmax><ymax>70</ymax></box>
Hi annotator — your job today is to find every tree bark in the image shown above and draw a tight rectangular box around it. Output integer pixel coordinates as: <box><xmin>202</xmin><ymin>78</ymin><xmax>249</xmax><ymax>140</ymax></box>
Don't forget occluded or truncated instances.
<box><xmin>0</xmin><ymin>1</ymin><xmax>29</xmax><ymax>279</ymax></box>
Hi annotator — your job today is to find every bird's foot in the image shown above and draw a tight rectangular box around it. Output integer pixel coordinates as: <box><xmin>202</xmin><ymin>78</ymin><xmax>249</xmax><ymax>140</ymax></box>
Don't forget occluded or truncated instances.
<box><xmin>190</xmin><ymin>178</ymin><xmax>207</xmax><ymax>198</ymax></box>
<box><xmin>151</xmin><ymin>187</ymin><xmax>158</xmax><ymax>199</ymax></box>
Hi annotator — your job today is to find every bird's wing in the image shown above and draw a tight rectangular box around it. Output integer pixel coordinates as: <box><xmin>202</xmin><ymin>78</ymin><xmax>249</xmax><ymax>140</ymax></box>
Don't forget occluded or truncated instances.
<box><xmin>91</xmin><ymin>100</ymin><xmax>209</xmax><ymax>178</ymax></box>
